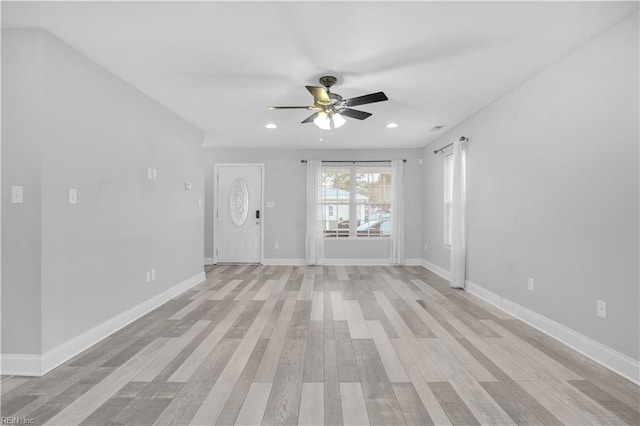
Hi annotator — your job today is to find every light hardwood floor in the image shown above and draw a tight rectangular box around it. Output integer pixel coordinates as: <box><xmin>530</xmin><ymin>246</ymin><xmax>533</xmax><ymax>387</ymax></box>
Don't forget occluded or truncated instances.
<box><xmin>2</xmin><ymin>265</ymin><xmax>638</xmax><ymax>425</ymax></box>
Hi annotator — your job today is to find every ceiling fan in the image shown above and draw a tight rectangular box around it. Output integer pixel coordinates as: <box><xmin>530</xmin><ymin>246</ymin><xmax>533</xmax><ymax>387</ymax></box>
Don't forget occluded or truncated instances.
<box><xmin>268</xmin><ymin>75</ymin><xmax>388</xmax><ymax>130</ymax></box>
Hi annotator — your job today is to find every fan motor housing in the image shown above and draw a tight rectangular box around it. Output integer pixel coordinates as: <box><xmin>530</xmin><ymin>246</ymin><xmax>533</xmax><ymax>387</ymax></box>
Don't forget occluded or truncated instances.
<box><xmin>328</xmin><ymin>92</ymin><xmax>343</xmax><ymax>103</ymax></box>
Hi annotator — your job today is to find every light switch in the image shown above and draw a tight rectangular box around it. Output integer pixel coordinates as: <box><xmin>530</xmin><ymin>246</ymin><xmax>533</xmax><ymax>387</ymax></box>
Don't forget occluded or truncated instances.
<box><xmin>69</xmin><ymin>188</ymin><xmax>78</xmax><ymax>204</ymax></box>
<box><xmin>11</xmin><ymin>186</ymin><xmax>23</xmax><ymax>204</ymax></box>
<box><xmin>198</xmin><ymin>198</ymin><xmax>203</xmax><ymax>208</ymax></box>
<box><xmin>152</xmin><ymin>169</ymin><xmax>157</xmax><ymax>180</ymax></box>
<box><xmin>147</xmin><ymin>168</ymin><xmax>153</xmax><ymax>179</ymax></box>
<box><xmin>266</xmin><ymin>201</ymin><xmax>275</xmax><ymax>208</ymax></box>
<box><xmin>185</xmin><ymin>182</ymin><xmax>192</xmax><ymax>190</ymax></box>
<box><xmin>151</xmin><ymin>269</ymin><xmax>156</xmax><ymax>280</ymax></box>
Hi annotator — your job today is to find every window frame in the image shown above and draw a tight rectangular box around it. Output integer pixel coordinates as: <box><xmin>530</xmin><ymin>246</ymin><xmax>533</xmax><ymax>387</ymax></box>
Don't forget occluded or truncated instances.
<box><xmin>320</xmin><ymin>165</ymin><xmax>392</xmax><ymax>239</ymax></box>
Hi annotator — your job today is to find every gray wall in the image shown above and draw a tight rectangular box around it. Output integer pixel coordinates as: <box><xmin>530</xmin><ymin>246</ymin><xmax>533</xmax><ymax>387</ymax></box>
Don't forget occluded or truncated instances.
<box><xmin>204</xmin><ymin>148</ymin><xmax>424</xmax><ymax>262</ymax></box>
<box><xmin>2</xmin><ymin>29</ymin><xmax>205</xmax><ymax>355</ymax></box>
<box><xmin>423</xmin><ymin>15</ymin><xmax>639</xmax><ymax>360</ymax></box>
<box><xmin>1</xmin><ymin>30</ymin><xmax>44</xmax><ymax>355</ymax></box>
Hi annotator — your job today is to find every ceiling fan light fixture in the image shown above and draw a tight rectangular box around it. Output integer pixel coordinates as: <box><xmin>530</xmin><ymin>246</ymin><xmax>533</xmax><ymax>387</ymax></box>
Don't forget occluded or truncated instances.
<box><xmin>332</xmin><ymin>113</ymin><xmax>346</xmax><ymax>128</ymax></box>
<box><xmin>314</xmin><ymin>111</ymin><xmax>331</xmax><ymax>130</ymax></box>
<box><xmin>270</xmin><ymin>76</ymin><xmax>388</xmax><ymax>129</ymax></box>
<box><xmin>314</xmin><ymin>111</ymin><xmax>346</xmax><ymax>130</ymax></box>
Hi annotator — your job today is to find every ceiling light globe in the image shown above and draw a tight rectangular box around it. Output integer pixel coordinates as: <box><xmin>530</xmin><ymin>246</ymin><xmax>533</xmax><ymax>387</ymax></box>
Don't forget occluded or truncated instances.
<box><xmin>333</xmin><ymin>113</ymin><xmax>346</xmax><ymax>128</ymax></box>
<box><xmin>314</xmin><ymin>112</ymin><xmax>331</xmax><ymax>130</ymax></box>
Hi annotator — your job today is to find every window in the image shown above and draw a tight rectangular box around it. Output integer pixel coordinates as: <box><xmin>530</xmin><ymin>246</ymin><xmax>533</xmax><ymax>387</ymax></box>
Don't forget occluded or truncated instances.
<box><xmin>320</xmin><ymin>166</ymin><xmax>392</xmax><ymax>238</ymax></box>
<box><xmin>443</xmin><ymin>151</ymin><xmax>466</xmax><ymax>246</ymax></box>
<box><xmin>444</xmin><ymin>154</ymin><xmax>453</xmax><ymax>246</ymax></box>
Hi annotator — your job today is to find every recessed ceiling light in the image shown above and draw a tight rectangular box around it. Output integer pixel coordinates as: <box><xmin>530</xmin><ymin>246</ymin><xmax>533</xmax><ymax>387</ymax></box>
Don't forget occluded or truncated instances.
<box><xmin>386</xmin><ymin>123</ymin><xmax>398</xmax><ymax>128</ymax></box>
<box><xmin>265</xmin><ymin>123</ymin><xmax>277</xmax><ymax>129</ymax></box>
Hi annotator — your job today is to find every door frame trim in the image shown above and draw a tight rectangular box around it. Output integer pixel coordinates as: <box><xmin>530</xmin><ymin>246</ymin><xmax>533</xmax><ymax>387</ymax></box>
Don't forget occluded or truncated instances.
<box><xmin>213</xmin><ymin>163</ymin><xmax>265</xmax><ymax>265</ymax></box>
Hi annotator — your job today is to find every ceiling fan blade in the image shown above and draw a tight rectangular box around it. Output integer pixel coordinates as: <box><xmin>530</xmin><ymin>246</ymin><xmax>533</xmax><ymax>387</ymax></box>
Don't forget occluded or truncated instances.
<box><xmin>345</xmin><ymin>91</ymin><xmax>388</xmax><ymax>107</ymax></box>
<box><xmin>301</xmin><ymin>112</ymin><xmax>320</xmax><ymax>124</ymax></box>
<box><xmin>268</xmin><ymin>106</ymin><xmax>317</xmax><ymax>110</ymax></box>
<box><xmin>306</xmin><ymin>86</ymin><xmax>331</xmax><ymax>103</ymax></box>
<box><xmin>339</xmin><ymin>108</ymin><xmax>373</xmax><ymax>120</ymax></box>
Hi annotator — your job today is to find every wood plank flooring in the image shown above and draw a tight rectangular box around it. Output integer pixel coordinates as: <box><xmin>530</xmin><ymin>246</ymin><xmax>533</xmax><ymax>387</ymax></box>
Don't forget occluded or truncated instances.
<box><xmin>2</xmin><ymin>265</ymin><xmax>639</xmax><ymax>425</ymax></box>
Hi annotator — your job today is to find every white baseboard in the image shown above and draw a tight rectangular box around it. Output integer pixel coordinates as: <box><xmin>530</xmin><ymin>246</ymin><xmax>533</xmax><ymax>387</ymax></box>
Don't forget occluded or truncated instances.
<box><xmin>324</xmin><ymin>258</ymin><xmax>390</xmax><ymax>265</ymax></box>
<box><xmin>464</xmin><ymin>280</ymin><xmax>640</xmax><ymax>385</ymax></box>
<box><xmin>262</xmin><ymin>258</ymin><xmax>306</xmax><ymax>265</ymax></box>
<box><xmin>0</xmin><ymin>354</ymin><xmax>41</xmax><ymax>377</ymax></box>
<box><xmin>419</xmin><ymin>261</ymin><xmax>639</xmax><ymax>385</ymax></box>
<box><xmin>322</xmin><ymin>258</ymin><xmax>421</xmax><ymax>265</ymax></box>
<box><xmin>204</xmin><ymin>257</ymin><xmax>214</xmax><ymax>265</ymax></box>
<box><xmin>1</xmin><ymin>271</ymin><xmax>206</xmax><ymax>377</ymax></box>
<box><xmin>421</xmin><ymin>260</ymin><xmax>450</xmax><ymax>280</ymax></box>
<box><xmin>262</xmin><ymin>258</ymin><xmax>423</xmax><ymax>266</ymax></box>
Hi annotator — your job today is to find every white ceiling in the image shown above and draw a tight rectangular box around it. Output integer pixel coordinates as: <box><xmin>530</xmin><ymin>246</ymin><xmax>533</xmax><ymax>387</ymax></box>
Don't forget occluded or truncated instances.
<box><xmin>3</xmin><ymin>1</ymin><xmax>637</xmax><ymax>149</ymax></box>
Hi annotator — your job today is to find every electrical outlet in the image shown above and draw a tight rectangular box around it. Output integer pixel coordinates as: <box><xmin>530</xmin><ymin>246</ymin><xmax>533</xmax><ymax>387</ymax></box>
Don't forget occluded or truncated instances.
<box><xmin>527</xmin><ymin>278</ymin><xmax>534</xmax><ymax>291</ymax></box>
<box><xmin>597</xmin><ymin>300</ymin><xmax>606</xmax><ymax>319</ymax></box>
<box><xmin>146</xmin><ymin>271</ymin><xmax>151</xmax><ymax>283</ymax></box>
<box><xmin>151</xmin><ymin>269</ymin><xmax>156</xmax><ymax>280</ymax></box>
<box><xmin>274</xmin><ymin>242</ymin><xmax>280</xmax><ymax>250</ymax></box>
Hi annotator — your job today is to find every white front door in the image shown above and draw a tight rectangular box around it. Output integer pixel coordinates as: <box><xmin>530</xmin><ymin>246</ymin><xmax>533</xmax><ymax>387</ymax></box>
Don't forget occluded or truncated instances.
<box><xmin>215</xmin><ymin>164</ymin><xmax>262</xmax><ymax>263</ymax></box>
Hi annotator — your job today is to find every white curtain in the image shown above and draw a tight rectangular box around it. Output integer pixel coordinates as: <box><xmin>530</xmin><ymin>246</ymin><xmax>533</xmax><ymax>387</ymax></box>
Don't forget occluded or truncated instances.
<box><xmin>390</xmin><ymin>160</ymin><xmax>405</xmax><ymax>264</ymax></box>
<box><xmin>305</xmin><ymin>161</ymin><xmax>325</xmax><ymax>265</ymax></box>
<box><xmin>450</xmin><ymin>139</ymin><xmax>467</xmax><ymax>288</ymax></box>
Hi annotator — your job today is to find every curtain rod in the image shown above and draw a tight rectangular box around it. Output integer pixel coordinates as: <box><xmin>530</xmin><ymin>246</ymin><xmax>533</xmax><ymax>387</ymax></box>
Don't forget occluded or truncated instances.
<box><xmin>433</xmin><ymin>136</ymin><xmax>468</xmax><ymax>154</ymax></box>
<box><xmin>300</xmin><ymin>159</ymin><xmax>406</xmax><ymax>164</ymax></box>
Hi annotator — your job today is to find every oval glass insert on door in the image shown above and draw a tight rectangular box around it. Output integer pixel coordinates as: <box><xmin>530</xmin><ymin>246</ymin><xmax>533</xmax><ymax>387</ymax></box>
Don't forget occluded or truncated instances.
<box><xmin>230</xmin><ymin>178</ymin><xmax>249</xmax><ymax>226</ymax></box>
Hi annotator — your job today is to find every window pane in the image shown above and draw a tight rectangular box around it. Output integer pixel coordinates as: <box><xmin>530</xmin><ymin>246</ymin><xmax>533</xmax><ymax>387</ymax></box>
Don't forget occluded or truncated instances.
<box><xmin>356</xmin><ymin>203</ymin><xmax>390</xmax><ymax>237</ymax></box>
<box><xmin>444</xmin><ymin>155</ymin><xmax>453</xmax><ymax>246</ymax></box>
<box><xmin>444</xmin><ymin>155</ymin><xmax>454</xmax><ymax>203</ymax></box>
<box><xmin>355</xmin><ymin>169</ymin><xmax>391</xmax><ymax>204</ymax></box>
<box><xmin>355</xmin><ymin>169</ymin><xmax>392</xmax><ymax>238</ymax></box>
<box><xmin>321</xmin><ymin>169</ymin><xmax>351</xmax><ymax>201</ymax></box>
<box><xmin>444</xmin><ymin>202</ymin><xmax>452</xmax><ymax>246</ymax></box>
<box><xmin>321</xmin><ymin>204</ymin><xmax>350</xmax><ymax>237</ymax></box>
<box><xmin>321</xmin><ymin>169</ymin><xmax>350</xmax><ymax>237</ymax></box>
